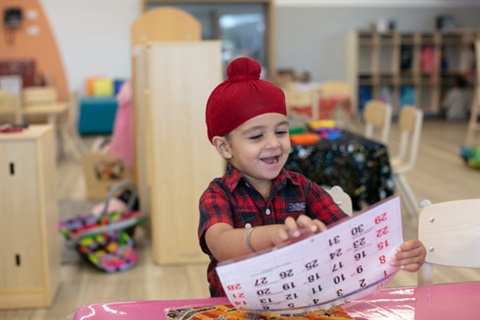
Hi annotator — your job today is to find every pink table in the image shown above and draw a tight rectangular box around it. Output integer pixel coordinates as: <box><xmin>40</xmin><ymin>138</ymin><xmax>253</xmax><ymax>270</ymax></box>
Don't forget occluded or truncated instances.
<box><xmin>72</xmin><ymin>281</ymin><xmax>480</xmax><ymax>320</ymax></box>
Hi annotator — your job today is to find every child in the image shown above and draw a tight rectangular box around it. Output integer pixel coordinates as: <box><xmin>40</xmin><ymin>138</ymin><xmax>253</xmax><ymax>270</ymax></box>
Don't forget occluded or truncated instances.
<box><xmin>199</xmin><ymin>57</ymin><xmax>426</xmax><ymax>297</ymax></box>
<box><xmin>441</xmin><ymin>75</ymin><xmax>471</xmax><ymax>122</ymax></box>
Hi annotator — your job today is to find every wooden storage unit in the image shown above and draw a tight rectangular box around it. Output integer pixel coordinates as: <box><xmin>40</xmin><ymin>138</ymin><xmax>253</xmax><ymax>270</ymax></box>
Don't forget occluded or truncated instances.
<box><xmin>347</xmin><ymin>30</ymin><xmax>479</xmax><ymax>117</ymax></box>
<box><xmin>0</xmin><ymin>125</ymin><xmax>60</xmax><ymax>309</ymax></box>
<box><xmin>133</xmin><ymin>41</ymin><xmax>225</xmax><ymax>265</ymax></box>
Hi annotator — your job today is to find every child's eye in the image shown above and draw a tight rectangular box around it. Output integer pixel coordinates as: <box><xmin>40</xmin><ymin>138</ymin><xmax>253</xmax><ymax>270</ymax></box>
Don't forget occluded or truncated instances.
<box><xmin>276</xmin><ymin>130</ymin><xmax>288</xmax><ymax>136</ymax></box>
<box><xmin>249</xmin><ymin>134</ymin><xmax>263</xmax><ymax>140</ymax></box>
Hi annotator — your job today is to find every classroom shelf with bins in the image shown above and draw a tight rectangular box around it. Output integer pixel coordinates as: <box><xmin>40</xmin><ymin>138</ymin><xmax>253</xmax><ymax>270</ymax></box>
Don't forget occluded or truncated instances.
<box><xmin>347</xmin><ymin>30</ymin><xmax>479</xmax><ymax>117</ymax></box>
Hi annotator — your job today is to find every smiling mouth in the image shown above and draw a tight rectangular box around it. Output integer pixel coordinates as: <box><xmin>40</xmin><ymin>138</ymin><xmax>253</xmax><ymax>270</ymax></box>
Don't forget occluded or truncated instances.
<box><xmin>261</xmin><ymin>156</ymin><xmax>279</xmax><ymax>164</ymax></box>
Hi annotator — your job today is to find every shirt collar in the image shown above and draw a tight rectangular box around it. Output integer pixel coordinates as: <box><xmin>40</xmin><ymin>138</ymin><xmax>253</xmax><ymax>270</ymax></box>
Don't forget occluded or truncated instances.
<box><xmin>223</xmin><ymin>164</ymin><xmax>300</xmax><ymax>193</ymax></box>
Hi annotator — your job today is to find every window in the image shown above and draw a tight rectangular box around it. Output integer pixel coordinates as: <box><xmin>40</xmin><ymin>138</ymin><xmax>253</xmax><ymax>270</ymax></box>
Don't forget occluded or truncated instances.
<box><xmin>146</xmin><ymin>2</ymin><xmax>270</xmax><ymax>78</ymax></box>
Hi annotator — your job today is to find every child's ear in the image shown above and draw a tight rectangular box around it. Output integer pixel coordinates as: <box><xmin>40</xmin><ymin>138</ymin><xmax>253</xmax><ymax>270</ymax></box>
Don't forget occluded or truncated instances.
<box><xmin>212</xmin><ymin>136</ymin><xmax>232</xmax><ymax>160</ymax></box>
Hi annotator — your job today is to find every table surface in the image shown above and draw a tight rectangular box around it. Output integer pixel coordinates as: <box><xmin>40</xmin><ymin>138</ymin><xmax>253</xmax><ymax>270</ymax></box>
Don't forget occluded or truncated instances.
<box><xmin>0</xmin><ymin>102</ymin><xmax>67</xmax><ymax>128</ymax></box>
<box><xmin>22</xmin><ymin>102</ymin><xmax>67</xmax><ymax>115</ymax></box>
<box><xmin>72</xmin><ymin>281</ymin><xmax>480</xmax><ymax>320</ymax></box>
<box><xmin>285</xmin><ymin>130</ymin><xmax>394</xmax><ymax>210</ymax></box>
<box><xmin>0</xmin><ymin>102</ymin><xmax>67</xmax><ymax>115</ymax></box>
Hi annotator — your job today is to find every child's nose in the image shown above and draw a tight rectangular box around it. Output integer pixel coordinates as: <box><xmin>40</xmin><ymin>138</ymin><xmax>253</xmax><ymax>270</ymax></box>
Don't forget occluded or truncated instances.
<box><xmin>265</xmin><ymin>134</ymin><xmax>281</xmax><ymax>149</ymax></box>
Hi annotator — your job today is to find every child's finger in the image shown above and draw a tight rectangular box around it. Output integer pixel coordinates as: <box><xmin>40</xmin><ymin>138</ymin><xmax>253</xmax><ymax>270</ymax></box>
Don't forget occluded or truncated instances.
<box><xmin>394</xmin><ymin>247</ymin><xmax>423</xmax><ymax>260</ymax></box>
<box><xmin>398</xmin><ymin>240</ymin><xmax>423</xmax><ymax>252</ymax></box>
<box><xmin>296</xmin><ymin>215</ymin><xmax>318</xmax><ymax>233</ymax></box>
<box><xmin>398</xmin><ymin>262</ymin><xmax>423</xmax><ymax>272</ymax></box>
<box><xmin>390</xmin><ymin>247</ymin><xmax>426</xmax><ymax>272</ymax></box>
<box><xmin>312</xmin><ymin>219</ymin><xmax>327</xmax><ymax>232</ymax></box>
<box><xmin>284</xmin><ymin>217</ymin><xmax>301</xmax><ymax>237</ymax></box>
<box><xmin>273</xmin><ymin>228</ymin><xmax>290</xmax><ymax>247</ymax></box>
<box><xmin>391</xmin><ymin>254</ymin><xmax>421</xmax><ymax>266</ymax></box>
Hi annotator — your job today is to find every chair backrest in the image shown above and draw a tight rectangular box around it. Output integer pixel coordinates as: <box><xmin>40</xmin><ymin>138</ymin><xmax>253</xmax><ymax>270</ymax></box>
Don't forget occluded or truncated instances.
<box><xmin>0</xmin><ymin>89</ymin><xmax>22</xmax><ymax>123</ymax></box>
<box><xmin>475</xmin><ymin>39</ymin><xmax>480</xmax><ymax>86</ymax></box>
<box><xmin>321</xmin><ymin>81</ymin><xmax>351</xmax><ymax>97</ymax></box>
<box><xmin>465</xmin><ymin>86</ymin><xmax>480</xmax><ymax>146</ymax></box>
<box><xmin>326</xmin><ymin>185</ymin><xmax>353</xmax><ymax>217</ymax></box>
<box><xmin>23</xmin><ymin>86</ymin><xmax>58</xmax><ymax>106</ymax></box>
<box><xmin>391</xmin><ymin>105</ymin><xmax>423</xmax><ymax>173</ymax></box>
<box><xmin>364</xmin><ymin>100</ymin><xmax>392</xmax><ymax>144</ymax></box>
<box><xmin>417</xmin><ymin>199</ymin><xmax>480</xmax><ymax>285</ymax></box>
<box><xmin>66</xmin><ymin>91</ymin><xmax>79</xmax><ymax>128</ymax></box>
<box><xmin>282</xmin><ymin>83</ymin><xmax>317</xmax><ymax>122</ymax></box>
<box><xmin>0</xmin><ymin>89</ymin><xmax>18</xmax><ymax>112</ymax></box>
<box><xmin>465</xmin><ymin>40</ymin><xmax>479</xmax><ymax>146</ymax></box>
<box><xmin>131</xmin><ymin>7</ymin><xmax>201</xmax><ymax>47</ymax></box>
<box><xmin>319</xmin><ymin>81</ymin><xmax>353</xmax><ymax>125</ymax></box>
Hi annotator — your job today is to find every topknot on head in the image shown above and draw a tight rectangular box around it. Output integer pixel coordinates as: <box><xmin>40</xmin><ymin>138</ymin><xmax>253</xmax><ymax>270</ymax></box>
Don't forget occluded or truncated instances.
<box><xmin>226</xmin><ymin>57</ymin><xmax>261</xmax><ymax>82</ymax></box>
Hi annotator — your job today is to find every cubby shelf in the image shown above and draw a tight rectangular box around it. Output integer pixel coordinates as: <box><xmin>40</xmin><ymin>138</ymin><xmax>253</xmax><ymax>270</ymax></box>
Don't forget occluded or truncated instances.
<box><xmin>347</xmin><ymin>30</ymin><xmax>479</xmax><ymax>117</ymax></box>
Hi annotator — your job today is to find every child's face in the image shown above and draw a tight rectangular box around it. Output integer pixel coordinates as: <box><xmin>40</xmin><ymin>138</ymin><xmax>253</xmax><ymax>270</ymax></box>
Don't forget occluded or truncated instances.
<box><xmin>225</xmin><ymin>113</ymin><xmax>291</xmax><ymax>187</ymax></box>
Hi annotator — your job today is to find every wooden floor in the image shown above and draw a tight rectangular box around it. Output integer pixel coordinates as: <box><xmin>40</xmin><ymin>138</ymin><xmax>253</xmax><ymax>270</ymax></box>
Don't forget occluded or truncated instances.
<box><xmin>1</xmin><ymin>119</ymin><xmax>479</xmax><ymax>319</ymax></box>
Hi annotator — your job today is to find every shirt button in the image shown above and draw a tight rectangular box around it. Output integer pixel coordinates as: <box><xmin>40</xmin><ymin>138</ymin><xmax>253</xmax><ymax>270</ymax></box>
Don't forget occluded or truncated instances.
<box><xmin>266</xmin><ymin>208</ymin><xmax>271</xmax><ymax>215</ymax></box>
<box><xmin>245</xmin><ymin>223</ymin><xmax>252</xmax><ymax>229</ymax></box>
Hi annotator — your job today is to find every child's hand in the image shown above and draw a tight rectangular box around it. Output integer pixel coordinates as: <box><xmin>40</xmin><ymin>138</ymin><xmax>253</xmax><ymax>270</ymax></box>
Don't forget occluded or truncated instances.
<box><xmin>390</xmin><ymin>240</ymin><xmax>426</xmax><ymax>272</ymax></box>
<box><xmin>273</xmin><ymin>216</ymin><xmax>327</xmax><ymax>246</ymax></box>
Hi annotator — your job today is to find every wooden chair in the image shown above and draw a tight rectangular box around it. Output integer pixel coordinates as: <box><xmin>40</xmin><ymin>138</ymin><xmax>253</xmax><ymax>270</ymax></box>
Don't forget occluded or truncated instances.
<box><xmin>283</xmin><ymin>83</ymin><xmax>318</xmax><ymax>123</ymax></box>
<box><xmin>363</xmin><ymin>100</ymin><xmax>392</xmax><ymax>144</ymax></box>
<box><xmin>22</xmin><ymin>87</ymin><xmax>86</xmax><ymax>160</ymax></box>
<box><xmin>417</xmin><ymin>199</ymin><xmax>480</xmax><ymax>285</ymax></box>
<box><xmin>317</xmin><ymin>81</ymin><xmax>353</xmax><ymax>126</ymax></box>
<box><xmin>59</xmin><ymin>91</ymin><xmax>88</xmax><ymax>160</ymax></box>
<box><xmin>465</xmin><ymin>39</ymin><xmax>480</xmax><ymax>146</ymax></box>
<box><xmin>22</xmin><ymin>86</ymin><xmax>58</xmax><ymax>106</ymax></box>
<box><xmin>0</xmin><ymin>89</ymin><xmax>22</xmax><ymax>124</ymax></box>
<box><xmin>326</xmin><ymin>185</ymin><xmax>353</xmax><ymax>217</ymax></box>
<box><xmin>465</xmin><ymin>86</ymin><xmax>480</xmax><ymax>146</ymax></box>
<box><xmin>21</xmin><ymin>86</ymin><xmax>59</xmax><ymax>124</ymax></box>
<box><xmin>321</xmin><ymin>81</ymin><xmax>351</xmax><ymax>97</ymax></box>
<box><xmin>390</xmin><ymin>106</ymin><xmax>423</xmax><ymax>217</ymax></box>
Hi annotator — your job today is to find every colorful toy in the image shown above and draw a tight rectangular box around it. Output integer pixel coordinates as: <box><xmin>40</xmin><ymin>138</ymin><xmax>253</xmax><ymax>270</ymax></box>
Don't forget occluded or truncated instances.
<box><xmin>165</xmin><ymin>304</ymin><xmax>353</xmax><ymax>319</ymax></box>
<box><xmin>460</xmin><ymin>146</ymin><xmax>480</xmax><ymax>170</ymax></box>
<box><xmin>59</xmin><ymin>180</ymin><xmax>147</xmax><ymax>272</ymax></box>
<box><xmin>290</xmin><ymin>132</ymin><xmax>321</xmax><ymax>146</ymax></box>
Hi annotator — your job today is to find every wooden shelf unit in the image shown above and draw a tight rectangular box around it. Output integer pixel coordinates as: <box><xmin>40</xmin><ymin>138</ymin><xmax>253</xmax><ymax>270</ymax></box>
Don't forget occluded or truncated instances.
<box><xmin>132</xmin><ymin>41</ymin><xmax>225</xmax><ymax>265</ymax></box>
<box><xmin>131</xmin><ymin>8</ymin><xmax>225</xmax><ymax>265</ymax></box>
<box><xmin>347</xmin><ymin>30</ymin><xmax>479</xmax><ymax>117</ymax></box>
<box><xmin>0</xmin><ymin>125</ymin><xmax>60</xmax><ymax>309</ymax></box>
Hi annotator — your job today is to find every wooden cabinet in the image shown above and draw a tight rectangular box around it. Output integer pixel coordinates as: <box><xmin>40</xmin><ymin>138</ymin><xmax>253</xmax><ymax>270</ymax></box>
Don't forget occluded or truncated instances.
<box><xmin>0</xmin><ymin>125</ymin><xmax>60</xmax><ymax>309</ymax></box>
<box><xmin>347</xmin><ymin>30</ymin><xmax>479</xmax><ymax>116</ymax></box>
<box><xmin>133</xmin><ymin>41</ymin><xmax>225</xmax><ymax>265</ymax></box>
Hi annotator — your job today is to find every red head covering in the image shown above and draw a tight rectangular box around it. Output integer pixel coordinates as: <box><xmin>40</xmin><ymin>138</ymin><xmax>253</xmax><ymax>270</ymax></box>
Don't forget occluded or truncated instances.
<box><xmin>205</xmin><ymin>57</ymin><xmax>287</xmax><ymax>143</ymax></box>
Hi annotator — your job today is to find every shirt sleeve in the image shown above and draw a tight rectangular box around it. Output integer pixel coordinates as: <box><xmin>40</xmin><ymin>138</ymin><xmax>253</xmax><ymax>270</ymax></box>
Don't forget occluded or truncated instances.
<box><xmin>304</xmin><ymin>179</ymin><xmax>348</xmax><ymax>225</ymax></box>
<box><xmin>198</xmin><ymin>181</ymin><xmax>234</xmax><ymax>255</ymax></box>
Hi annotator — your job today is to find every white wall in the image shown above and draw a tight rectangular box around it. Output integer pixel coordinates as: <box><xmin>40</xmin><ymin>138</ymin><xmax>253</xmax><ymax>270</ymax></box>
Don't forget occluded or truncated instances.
<box><xmin>275</xmin><ymin>0</ymin><xmax>478</xmax><ymax>6</ymax></box>
<box><xmin>41</xmin><ymin>0</ymin><xmax>140</xmax><ymax>94</ymax></box>
<box><xmin>276</xmin><ymin>6</ymin><xmax>480</xmax><ymax>82</ymax></box>
<box><xmin>41</xmin><ymin>0</ymin><xmax>478</xmax><ymax>93</ymax></box>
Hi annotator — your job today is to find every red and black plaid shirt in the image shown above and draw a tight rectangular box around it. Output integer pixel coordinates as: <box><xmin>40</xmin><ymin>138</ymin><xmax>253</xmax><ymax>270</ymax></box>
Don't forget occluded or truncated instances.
<box><xmin>198</xmin><ymin>165</ymin><xmax>347</xmax><ymax>297</ymax></box>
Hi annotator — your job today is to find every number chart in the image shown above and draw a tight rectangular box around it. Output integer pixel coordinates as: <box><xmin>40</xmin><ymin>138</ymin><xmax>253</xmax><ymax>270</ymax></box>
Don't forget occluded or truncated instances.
<box><xmin>216</xmin><ymin>196</ymin><xmax>403</xmax><ymax>314</ymax></box>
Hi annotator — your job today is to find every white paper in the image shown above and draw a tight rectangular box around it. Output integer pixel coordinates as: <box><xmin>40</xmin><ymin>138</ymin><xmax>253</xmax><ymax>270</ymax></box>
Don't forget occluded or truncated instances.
<box><xmin>217</xmin><ymin>195</ymin><xmax>403</xmax><ymax>313</ymax></box>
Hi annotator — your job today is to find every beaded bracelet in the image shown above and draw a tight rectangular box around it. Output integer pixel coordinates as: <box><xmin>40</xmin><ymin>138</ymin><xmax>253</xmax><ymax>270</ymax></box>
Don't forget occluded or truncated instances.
<box><xmin>246</xmin><ymin>227</ymin><xmax>257</xmax><ymax>253</ymax></box>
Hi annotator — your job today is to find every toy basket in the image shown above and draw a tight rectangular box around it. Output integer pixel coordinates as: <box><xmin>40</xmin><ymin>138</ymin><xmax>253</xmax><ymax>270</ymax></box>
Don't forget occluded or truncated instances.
<box><xmin>59</xmin><ymin>180</ymin><xmax>147</xmax><ymax>272</ymax></box>
<box><xmin>77</xmin><ymin>230</ymin><xmax>138</xmax><ymax>273</ymax></box>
